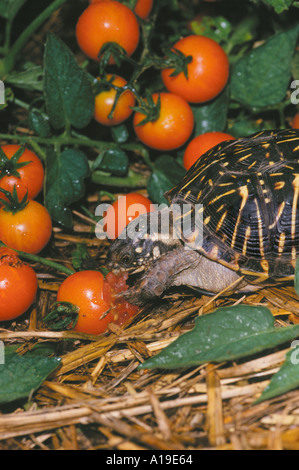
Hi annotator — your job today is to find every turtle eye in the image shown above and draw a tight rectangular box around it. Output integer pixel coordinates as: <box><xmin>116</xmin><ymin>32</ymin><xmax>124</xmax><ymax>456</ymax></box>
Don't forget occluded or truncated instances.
<box><xmin>120</xmin><ymin>253</ymin><xmax>133</xmax><ymax>264</ymax></box>
<box><xmin>119</xmin><ymin>246</ymin><xmax>135</xmax><ymax>266</ymax></box>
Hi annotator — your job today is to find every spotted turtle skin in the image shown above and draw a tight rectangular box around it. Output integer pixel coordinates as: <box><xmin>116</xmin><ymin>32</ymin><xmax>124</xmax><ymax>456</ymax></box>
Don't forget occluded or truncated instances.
<box><xmin>166</xmin><ymin>129</ymin><xmax>299</xmax><ymax>286</ymax></box>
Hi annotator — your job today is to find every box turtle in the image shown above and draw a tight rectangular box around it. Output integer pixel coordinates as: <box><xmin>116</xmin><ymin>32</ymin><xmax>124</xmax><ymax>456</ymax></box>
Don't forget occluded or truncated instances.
<box><xmin>107</xmin><ymin>129</ymin><xmax>299</xmax><ymax>305</ymax></box>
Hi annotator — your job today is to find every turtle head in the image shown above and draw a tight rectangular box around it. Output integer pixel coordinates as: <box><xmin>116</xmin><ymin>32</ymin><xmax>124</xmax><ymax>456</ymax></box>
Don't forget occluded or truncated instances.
<box><xmin>107</xmin><ymin>208</ymin><xmax>180</xmax><ymax>274</ymax></box>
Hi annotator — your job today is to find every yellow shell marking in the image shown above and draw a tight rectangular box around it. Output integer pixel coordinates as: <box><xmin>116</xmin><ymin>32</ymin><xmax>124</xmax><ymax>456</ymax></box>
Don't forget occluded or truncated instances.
<box><xmin>291</xmin><ymin>174</ymin><xmax>299</xmax><ymax>240</ymax></box>
<box><xmin>230</xmin><ymin>185</ymin><xmax>249</xmax><ymax>249</ymax></box>
<box><xmin>242</xmin><ymin>225</ymin><xmax>251</xmax><ymax>256</ymax></box>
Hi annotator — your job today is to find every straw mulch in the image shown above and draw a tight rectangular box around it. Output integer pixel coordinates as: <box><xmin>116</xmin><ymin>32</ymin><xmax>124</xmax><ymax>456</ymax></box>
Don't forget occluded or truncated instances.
<box><xmin>0</xmin><ymin>208</ymin><xmax>299</xmax><ymax>451</ymax></box>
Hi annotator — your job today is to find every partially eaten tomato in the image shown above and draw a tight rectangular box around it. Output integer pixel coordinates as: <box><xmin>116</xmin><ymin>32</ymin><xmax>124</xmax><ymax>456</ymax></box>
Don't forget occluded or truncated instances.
<box><xmin>56</xmin><ymin>270</ymin><xmax>139</xmax><ymax>335</ymax></box>
<box><xmin>104</xmin><ymin>271</ymin><xmax>139</xmax><ymax>327</ymax></box>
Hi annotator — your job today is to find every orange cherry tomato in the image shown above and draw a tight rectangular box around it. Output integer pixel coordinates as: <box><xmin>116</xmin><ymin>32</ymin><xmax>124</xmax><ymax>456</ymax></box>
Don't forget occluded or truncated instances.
<box><xmin>292</xmin><ymin>113</ymin><xmax>299</xmax><ymax>129</ymax></box>
<box><xmin>94</xmin><ymin>75</ymin><xmax>135</xmax><ymax>126</ymax></box>
<box><xmin>0</xmin><ymin>145</ymin><xmax>44</xmax><ymax>201</ymax></box>
<box><xmin>0</xmin><ymin>200</ymin><xmax>52</xmax><ymax>254</ymax></box>
<box><xmin>76</xmin><ymin>1</ymin><xmax>140</xmax><ymax>62</ymax></box>
<box><xmin>134</xmin><ymin>0</ymin><xmax>153</xmax><ymax>19</ymax></box>
<box><xmin>104</xmin><ymin>193</ymin><xmax>154</xmax><ymax>240</ymax></box>
<box><xmin>0</xmin><ymin>247</ymin><xmax>38</xmax><ymax>321</ymax></box>
<box><xmin>183</xmin><ymin>132</ymin><xmax>235</xmax><ymax>170</ymax></box>
<box><xmin>161</xmin><ymin>35</ymin><xmax>229</xmax><ymax>104</ymax></box>
<box><xmin>133</xmin><ymin>92</ymin><xmax>194</xmax><ymax>151</ymax></box>
<box><xmin>57</xmin><ymin>270</ymin><xmax>139</xmax><ymax>335</ymax></box>
<box><xmin>89</xmin><ymin>0</ymin><xmax>153</xmax><ymax>19</ymax></box>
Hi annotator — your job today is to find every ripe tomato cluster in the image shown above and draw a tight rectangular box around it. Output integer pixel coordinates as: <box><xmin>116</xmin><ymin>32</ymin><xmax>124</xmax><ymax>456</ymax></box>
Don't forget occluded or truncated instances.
<box><xmin>75</xmin><ymin>1</ymin><xmax>231</xmax><ymax>153</ymax></box>
<box><xmin>0</xmin><ymin>145</ymin><xmax>52</xmax><ymax>255</ymax></box>
<box><xmin>0</xmin><ymin>145</ymin><xmax>53</xmax><ymax>322</ymax></box>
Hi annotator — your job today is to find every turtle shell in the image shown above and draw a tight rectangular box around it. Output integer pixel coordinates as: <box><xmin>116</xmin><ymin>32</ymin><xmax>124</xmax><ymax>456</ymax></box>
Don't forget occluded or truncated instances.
<box><xmin>166</xmin><ymin>129</ymin><xmax>299</xmax><ymax>285</ymax></box>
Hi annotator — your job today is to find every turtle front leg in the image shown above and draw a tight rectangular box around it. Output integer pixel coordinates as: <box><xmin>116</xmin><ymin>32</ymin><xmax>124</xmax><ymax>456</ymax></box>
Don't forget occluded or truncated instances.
<box><xmin>122</xmin><ymin>246</ymin><xmax>200</xmax><ymax>306</ymax></box>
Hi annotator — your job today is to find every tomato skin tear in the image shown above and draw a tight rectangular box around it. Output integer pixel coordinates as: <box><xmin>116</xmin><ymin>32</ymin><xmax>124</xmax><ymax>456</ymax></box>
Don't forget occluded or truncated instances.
<box><xmin>103</xmin><ymin>271</ymin><xmax>139</xmax><ymax>327</ymax></box>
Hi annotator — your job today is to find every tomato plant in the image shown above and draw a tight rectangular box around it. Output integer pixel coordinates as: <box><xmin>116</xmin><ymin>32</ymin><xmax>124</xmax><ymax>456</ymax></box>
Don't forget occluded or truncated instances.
<box><xmin>0</xmin><ymin>199</ymin><xmax>52</xmax><ymax>254</ymax></box>
<box><xmin>104</xmin><ymin>192</ymin><xmax>154</xmax><ymax>239</ymax></box>
<box><xmin>161</xmin><ymin>35</ymin><xmax>229</xmax><ymax>104</ymax></box>
<box><xmin>0</xmin><ymin>145</ymin><xmax>44</xmax><ymax>201</ymax></box>
<box><xmin>133</xmin><ymin>92</ymin><xmax>194</xmax><ymax>151</ymax></box>
<box><xmin>94</xmin><ymin>75</ymin><xmax>135</xmax><ymax>126</ymax></box>
<box><xmin>56</xmin><ymin>270</ymin><xmax>138</xmax><ymax>334</ymax></box>
<box><xmin>183</xmin><ymin>132</ymin><xmax>235</xmax><ymax>170</ymax></box>
<box><xmin>0</xmin><ymin>247</ymin><xmax>38</xmax><ymax>321</ymax></box>
<box><xmin>89</xmin><ymin>0</ymin><xmax>153</xmax><ymax>19</ymax></box>
<box><xmin>76</xmin><ymin>1</ymin><xmax>140</xmax><ymax>62</ymax></box>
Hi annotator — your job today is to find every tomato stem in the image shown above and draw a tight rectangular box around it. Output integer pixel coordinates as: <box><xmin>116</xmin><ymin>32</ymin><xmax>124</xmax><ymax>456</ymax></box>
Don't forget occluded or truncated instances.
<box><xmin>0</xmin><ymin>132</ymin><xmax>155</xmax><ymax>174</ymax></box>
<box><xmin>91</xmin><ymin>168</ymin><xmax>149</xmax><ymax>188</ymax></box>
<box><xmin>0</xmin><ymin>241</ymin><xmax>75</xmax><ymax>276</ymax></box>
<box><xmin>0</xmin><ymin>0</ymin><xmax>69</xmax><ymax>77</ymax></box>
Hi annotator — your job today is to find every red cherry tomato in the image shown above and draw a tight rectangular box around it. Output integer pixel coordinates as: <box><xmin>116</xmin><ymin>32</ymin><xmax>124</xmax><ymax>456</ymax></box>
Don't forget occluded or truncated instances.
<box><xmin>133</xmin><ymin>92</ymin><xmax>194</xmax><ymax>151</ymax></box>
<box><xmin>0</xmin><ymin>145</ymin><xmax>44</xmax><ymax>201</ymax></box>
<box><xmin>94</xmin><ymin>75</ymin><xmax>135</xmax><ymax>126</ymax></box>
<box><xmin>57</xmin><ymin>270</ymin><xmax>139</xmax><ymax>335</ymax></box>
<box><xmin>89</xmin><ymin>0</ymin><xmax>153</xmax><ymax>19</ymax></box>
<box><xmin>104</xmin><ymin>193</ymin><xmax>154</xmax><ymax>240</ymax></box>
<box><xmin>183</xmin><ymin>132</ymin><xmax>235</xmax><ymax>170</ymax></box>
<box><xmin>57</xmin><ymin>270</ymin><xmax>111</xmax><ymax>335</ymax></box>
<box><xmin>76</xmin><ymin>1</ymin><xmax>140</xmax><ymax>62</ymax></box>
<box><xmin>161</xmin><ymin>35</ymin><xmax>229</xmax><ymax>104</ymax></box>
<box><xmin>0</xmin><ymin>200</ymin><xmax>52</xmax><ymax>254</ymax></box>
<box><xmin>0</xmin><ymin>247</ymin><xmax>38</xmax><ymax>321</ymax></box>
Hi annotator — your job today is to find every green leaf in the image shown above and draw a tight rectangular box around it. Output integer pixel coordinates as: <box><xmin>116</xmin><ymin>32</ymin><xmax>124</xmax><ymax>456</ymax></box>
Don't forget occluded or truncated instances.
<box><xmin>0</xmin><ymin>0</ymin><xmax>27</xmax><ymax>20</ymax></box>
<box><xmin>111</xmin><ymin>124</ymin><xmax>129</xmax><ymax>144</ymax></box>
<box><xmin>140</xmin><ymin>305</ymin><xmax>299</xmax><ymax>370</ymax></box>
<box><xmin>259</xmin><ymin>0</ymin><xmax>294</xmax><ymax>13</ymax></box>
<box><xmin>0</xmin><ymin>350</ymin><xmax>60</xmax><ymax>405</ymax></box>
<box><xmin>189</xmin><ymin>16</ymin><xmax>232</xmax><ymax>43</ymax></box>
<box><xmin>7</xmin><ymin>65</ymin><xmax>44</xmax><ymax>92</ymax></box>
<box><xmin>192</xmin><ymin>88</ymin><xmax>229</xmax><ymax>135</ymax></box>
<box><xmin>93</xmin><ymin>149</ymin><xmax>129</xmax><ymax>176</ymax></box>
<box><xmin>72</xmin><ymin>243</ymin><xmax>90</xmax><ymax>270</ymax></box>
<box><xmin>255</xmin><ymin>345</ymin><xmax>299</xmax><ymax>403</ymax></box>
<box><xmin>292</xmin><ymin>49</ymin><xmax>299</xmax><ymax>81</ymax></box>
<box><xmin>147</xmin><ymin>155</ymin><xmax>186</xmax><ymax>205</ymax></box>
<box><xmin>228</xmin><ymin>118</ymin><xmax>273</xmax><ymax>138</ymax></box>
<box><xmin>229</xmin><ymin>15</ymin><xmax>259</xmax><ymax>46</ymax></box>
<box><xmin>43</xmin><ymin>33</ymin><xmax>94</xmax><ymax>130</ymax></box>
<box><xmin>231</xmin><ymin>27</ymin><xmax>299</xmax><ymax>108</ymax></box>
<box><xmin>45</xmin><ymin>147</ymin><xmax>90</xmax><ymax>227</ymax></box>
<box><xmin>28</xmin><ymin>108</ymin><xmax>50</xmax><ymax>137</ymax></box>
